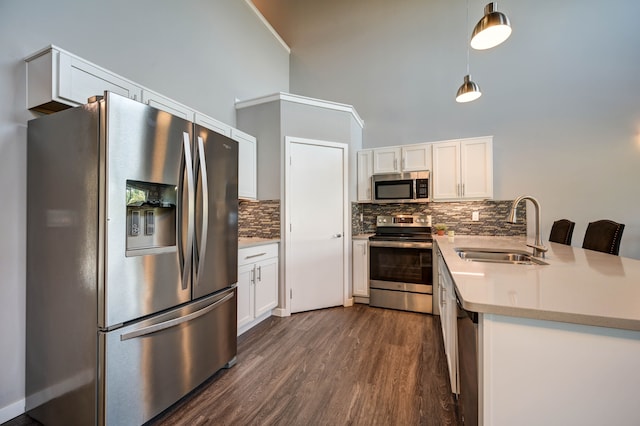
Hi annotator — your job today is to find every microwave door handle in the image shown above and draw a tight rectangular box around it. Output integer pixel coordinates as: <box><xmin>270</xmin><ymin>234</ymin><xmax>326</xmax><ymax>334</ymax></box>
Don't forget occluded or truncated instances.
<box><xmin>194</xmin><ymin>135</ymin><xmax>209</xmax><ymax>288</ymax></box>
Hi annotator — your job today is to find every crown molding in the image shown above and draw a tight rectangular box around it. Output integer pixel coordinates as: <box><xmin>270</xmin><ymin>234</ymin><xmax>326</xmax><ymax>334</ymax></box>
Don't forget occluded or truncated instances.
<box><xmin>236</xmin><ymin>92</ymin><xmax>364</xmax><ymax>128</ymax></box>
<box><xmin>244</xmin><ymin>0</ymin><xmax>291</xmax><ymax>54</ymax></box>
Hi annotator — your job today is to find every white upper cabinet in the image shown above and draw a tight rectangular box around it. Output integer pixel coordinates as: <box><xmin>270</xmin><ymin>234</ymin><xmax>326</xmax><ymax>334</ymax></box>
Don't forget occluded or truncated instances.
<box><xmin>372</xmin><ymin>144</ymin><xmax>432</xmax><ymax>175</ymax></box>
<box><xmin>432</xmin><ymin>136</ymin><xmax>493</xmax><ymax>200</ymax></box>
<box><xmin>460</xmin><ymin>137</ymin><xmax>493</xmax><ymax>199</ymax></box>
<box><xmin>141</xmin><ymin>89</ymin><xmax>194</xmax><ymax>121</ymax></box>
<box><xmin>401</xmin><ymin>143</ymin><xmax>432</xmax><ymax>172</ymax></box>
<box><xmin>432</xmin><ymin>141</ymin><xmax>461</xmax><ymax>199</ymax></box>
<box><xmin>194</xmin><ymin>113</ymin><xmax>232</xmax><ymax>137</ymax></box>
<box><xmin>26</xmin><ymin>45</ymin><xmax>142</xmax><ymax>113</ymax></box>
<box><xmin>356</xmin><ymin>150</ymin><xmax>373</xmax><ymax>202</ymax></box>
<box><xmin>231</xmin><ymin>128</ymin><xmax>257</xmax><ymax>200</ymax></box>
<box><xmin>26</xmin><ymin>45</ymin><xmax>257</xmax><ymax>201</ymax></box>
<box><xmin>373</xmin><ymin>147</ymin><xmax>401</xmax><ymax>174</ymax></box>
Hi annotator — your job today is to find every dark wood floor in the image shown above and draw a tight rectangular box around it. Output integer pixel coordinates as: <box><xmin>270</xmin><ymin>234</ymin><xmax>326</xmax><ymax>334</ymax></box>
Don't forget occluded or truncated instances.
<box><xmin>151</xmin><ymin>304</ymin><xmax>459</xmax><ymax>425</ymax></box>
<box><xmin>8</xmin><ymin>305</ymin><xmax>459</xmax><ymax>426</ymax></box>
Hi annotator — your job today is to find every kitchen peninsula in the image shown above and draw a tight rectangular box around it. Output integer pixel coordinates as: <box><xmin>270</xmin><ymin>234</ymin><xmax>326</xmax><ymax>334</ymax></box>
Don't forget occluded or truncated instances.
<box><xmin>436</xmin><ymin>235</ymin><xmax>640</xmax><ymax>426</ymax></box>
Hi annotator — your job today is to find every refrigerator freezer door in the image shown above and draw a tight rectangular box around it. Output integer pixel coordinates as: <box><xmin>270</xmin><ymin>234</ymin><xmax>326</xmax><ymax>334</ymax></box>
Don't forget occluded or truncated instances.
<box><xmin>103</xmin><ymin>92</ymin><xmax>194</xmax><ymax>328</ymax></box>
<box><xmin>100</xmin><ymin>288</ymin><xmax>237</xmax><ymax>425</ymax></box>
<box><xmin>192</xmin><ymin>126</ymin><xmax>239</xmax><ymax>299</ymax></box>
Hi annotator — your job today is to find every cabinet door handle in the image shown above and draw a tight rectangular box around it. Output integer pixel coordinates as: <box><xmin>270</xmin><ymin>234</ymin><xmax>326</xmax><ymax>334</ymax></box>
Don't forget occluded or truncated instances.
<box><xmin>257</xmin><ymin>266</ymin><xmax>262</xmax><ymax>282</ymax></box>
<box><xmin>245</xmin><ymin>252</ymin><xmax>266</xmax><ymax>260</ymax></box>
<box><xmin>462</xmin><ymin>183</ymin><xmax>465</xmax><ymax>197</ymax></box>
<box><xmin>394</xmin><ymin>158</ymin><xmax>398</xmax><ymax>171</ymax></box>
<box><xmin>251</xmin><ymin>267</ymin><xmax>256</xmax><ymax>284</ymax></box>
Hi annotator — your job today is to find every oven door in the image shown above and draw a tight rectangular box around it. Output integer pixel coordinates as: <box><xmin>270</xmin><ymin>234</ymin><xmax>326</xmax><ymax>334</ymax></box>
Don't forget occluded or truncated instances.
<box><xmin>369</xmin><ymin>242</ymin><xmax>433</xmax><ymax>313</ymax></box>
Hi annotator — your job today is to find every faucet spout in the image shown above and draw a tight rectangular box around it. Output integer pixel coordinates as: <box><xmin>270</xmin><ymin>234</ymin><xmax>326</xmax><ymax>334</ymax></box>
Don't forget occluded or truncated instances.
<box><xmin>508</xmin><ymin>195</ymin><xmax>548</xmax><ymax>258</ymax></box>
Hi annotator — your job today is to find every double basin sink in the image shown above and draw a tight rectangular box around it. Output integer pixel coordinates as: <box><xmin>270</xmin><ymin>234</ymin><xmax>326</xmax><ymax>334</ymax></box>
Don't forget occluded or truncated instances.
<box><xmin>455</xmin><ymin>247</ymin><xmax>548</xmax><ymax>266</ymax></box>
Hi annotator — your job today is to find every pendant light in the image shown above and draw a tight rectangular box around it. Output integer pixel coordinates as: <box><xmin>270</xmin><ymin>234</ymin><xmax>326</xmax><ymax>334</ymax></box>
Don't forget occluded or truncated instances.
<box><xmin>470</xmin><ymin>2</ymin><xmax>512</xmax><ymax>50</ymax></box>
<box><xmin>456</xmin><ymin>0</ymin><xmax>481</xmax><ymax>103</ymax></box>
<box><xmin>456</xmin><ymin>75</ymin><xmax>482</xmax><ymax>102</ymax></box>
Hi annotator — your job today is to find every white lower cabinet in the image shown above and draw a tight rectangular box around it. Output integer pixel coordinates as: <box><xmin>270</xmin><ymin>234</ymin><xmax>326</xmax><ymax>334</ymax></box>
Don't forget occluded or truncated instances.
<box><xmin>437</xmin><ymin>247</ymin><xmax>458</xmax><ymax>394</ymax></box>
<box><xmin>352</xmin><ymin>239</ymin><xmax>369</xmax><ymax>297</ymax></box>
<box><xmin>238</xmin><ymin>243</ymin><xmax>278</xmax><ymax>335</ymax></box>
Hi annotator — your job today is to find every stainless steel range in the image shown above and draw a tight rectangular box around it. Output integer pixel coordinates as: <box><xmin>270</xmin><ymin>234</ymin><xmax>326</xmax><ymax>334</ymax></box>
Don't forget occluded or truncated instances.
<box><xmin>369</xmin><ymin>215</ymin><xmax>433</xmax><ymax>313</ymax></box>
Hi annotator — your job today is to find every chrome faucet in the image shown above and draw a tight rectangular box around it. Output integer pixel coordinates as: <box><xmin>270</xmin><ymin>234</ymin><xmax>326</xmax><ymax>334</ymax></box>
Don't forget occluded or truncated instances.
<box><xmin>507</xmin><ymin>195</ymin><xmax>548</xmax><ymax>258</ymax></box>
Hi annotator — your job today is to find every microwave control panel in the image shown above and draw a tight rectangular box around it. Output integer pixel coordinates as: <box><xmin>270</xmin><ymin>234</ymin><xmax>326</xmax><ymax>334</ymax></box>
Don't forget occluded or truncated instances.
<box><xmin>416</xmin><ymin>179</ymin><xmax>429</xmax><ymax>199</ymax></box>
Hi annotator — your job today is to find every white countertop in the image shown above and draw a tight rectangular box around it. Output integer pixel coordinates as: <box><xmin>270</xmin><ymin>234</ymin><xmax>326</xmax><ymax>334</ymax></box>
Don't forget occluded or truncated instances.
<box><xmin>352</xmin><ymin>233</ymin><xmax>374</xmax><ymax>240</ymax></box>
<box><xmin>436</xmin><ymin>235</ymin><xmax>640</xmax><ymax>331</ymax></box>
<box><xmin>238</xmin><ymin>237</ymin><xmax>280</xmax><ymax>249</ymax></box>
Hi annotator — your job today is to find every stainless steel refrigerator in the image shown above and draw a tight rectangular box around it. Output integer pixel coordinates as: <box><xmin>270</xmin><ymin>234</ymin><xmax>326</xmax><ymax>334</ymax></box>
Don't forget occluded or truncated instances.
<box><xmin>26</xmin><ymin>92</ymin><xmax>238</xmax><ymax>425</ymax></box>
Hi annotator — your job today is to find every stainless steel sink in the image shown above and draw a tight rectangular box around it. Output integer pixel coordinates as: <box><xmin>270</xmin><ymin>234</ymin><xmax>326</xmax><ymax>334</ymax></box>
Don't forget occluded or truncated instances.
<box><xmin>455</xmin><ymin>248</ymin><xmax>549</xmax><ymax>265</ymax></box>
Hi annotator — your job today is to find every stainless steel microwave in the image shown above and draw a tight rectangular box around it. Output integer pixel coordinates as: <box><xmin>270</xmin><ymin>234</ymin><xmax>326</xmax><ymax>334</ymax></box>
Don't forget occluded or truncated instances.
<box><xmin>372</xmin><ymin>171</ymin><xmax>430</xmax><ymax>203</ymax></box>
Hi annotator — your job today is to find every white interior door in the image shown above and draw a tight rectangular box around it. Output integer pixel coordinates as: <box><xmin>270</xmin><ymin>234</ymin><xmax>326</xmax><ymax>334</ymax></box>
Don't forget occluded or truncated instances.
<box><xmin>286</xmin><ymin>138</ymin><xmax>347</xmax><ymax>313</ymax></box>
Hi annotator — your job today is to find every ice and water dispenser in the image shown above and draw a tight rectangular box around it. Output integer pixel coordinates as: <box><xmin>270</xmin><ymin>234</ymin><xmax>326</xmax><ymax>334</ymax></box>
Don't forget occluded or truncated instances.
<box><xmin>126</xmin><ymin>180</ymin><xmax>177</xmax><ymax>255</ymax></box>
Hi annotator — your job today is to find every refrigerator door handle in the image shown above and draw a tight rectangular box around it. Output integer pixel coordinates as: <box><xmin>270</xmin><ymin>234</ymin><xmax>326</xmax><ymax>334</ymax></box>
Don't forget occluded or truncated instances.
<box><xmin>180</xmin><ymin>132</ymin><xmax>195</xmax><ymax>291</ymax></box>
<box><xmin>119</xmin><ymin>291</ymin><xmax>234</xmax><ymax>341</ymax></box>
<box><xmin>194</xmin><ymin>135</ymin><xmax>209</xmax><ymax>287</ymax></box>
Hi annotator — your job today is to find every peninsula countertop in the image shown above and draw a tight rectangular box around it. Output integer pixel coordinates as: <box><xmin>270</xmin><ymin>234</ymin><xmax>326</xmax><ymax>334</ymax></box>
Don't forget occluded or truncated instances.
<box><xmin>435</xmin><ymin>235</ymin><xmax>640</xmax><ymax>331</ymax></box>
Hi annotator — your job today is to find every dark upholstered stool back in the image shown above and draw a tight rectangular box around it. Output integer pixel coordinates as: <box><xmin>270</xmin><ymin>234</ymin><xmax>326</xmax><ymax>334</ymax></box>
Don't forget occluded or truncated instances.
<box><xmin>582</xmin><ymin>220</ymin><xmax>625</xmax><ymax>255</ymax></box>
<box><xmin>549</xmin><ymin>219</ymin><xmax>575</xmax><ymax>245</ymax></box>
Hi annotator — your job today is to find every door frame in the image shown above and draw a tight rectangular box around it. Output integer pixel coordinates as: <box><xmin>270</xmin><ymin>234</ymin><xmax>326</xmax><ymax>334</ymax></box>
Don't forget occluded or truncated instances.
<box><xmin>278</xmin><ymin>136</ymin><xmax>351</xmax><ymax>317</ymax></box>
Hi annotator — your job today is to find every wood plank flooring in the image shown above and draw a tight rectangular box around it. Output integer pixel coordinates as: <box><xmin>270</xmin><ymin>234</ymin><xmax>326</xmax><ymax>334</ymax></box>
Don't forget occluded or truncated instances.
<box><xmin>8</xmin><ymin>305</ymin><xmax>459</xmax><ymax>426</ymax></box>
<box><xmin>150</xmin><ymin>304</ymin><xmax>459</xmax><ymax>426</ymax></box>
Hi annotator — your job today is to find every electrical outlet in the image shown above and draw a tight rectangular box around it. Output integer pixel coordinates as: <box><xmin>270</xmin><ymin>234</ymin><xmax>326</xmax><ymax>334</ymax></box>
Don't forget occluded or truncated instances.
<box><xmin>472</xmin><ymin>211</ymin><xmax>479</xmax><ymax>221</ymax></box>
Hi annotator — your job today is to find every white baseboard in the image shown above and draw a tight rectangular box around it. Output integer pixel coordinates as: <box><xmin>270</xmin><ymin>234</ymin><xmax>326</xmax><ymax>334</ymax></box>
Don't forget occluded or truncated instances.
<box><xmin>0</xmin><ymin>399</ymin><xmax>25</xmax><ymax>424</ymax></box>
<box><xmin>354</xmin><ymin>296</ymin><xmax>370</xmax><ymax>304</ymax></box>
<box><xmin>272</xmin><ymin>307</ymin><xmax>289</xmax><ymax>317</ymax></box>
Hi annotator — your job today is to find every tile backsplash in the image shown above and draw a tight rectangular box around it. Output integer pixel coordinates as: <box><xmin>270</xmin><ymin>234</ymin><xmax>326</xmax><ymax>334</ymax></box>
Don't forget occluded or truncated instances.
<box><xmin>352</xmin><ymin>200</ymin><xmax>526</xmax><ymax>236</ymax></box>
<box><xmin>239</xmin><ymin>199</ymin><xmax>525</xmax><ymax>239</ymax></box>
<box><xmin>238</xmin><ymin>200</ymin><xmax>280</xmax><ymax>238</ymax></box>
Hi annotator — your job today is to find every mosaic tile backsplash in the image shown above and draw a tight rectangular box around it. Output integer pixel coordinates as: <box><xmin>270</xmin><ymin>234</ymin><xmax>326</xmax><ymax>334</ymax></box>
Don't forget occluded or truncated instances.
<box><xmin>238</xmin><ymin>200</ymin><xmax>280</xmax><ymax>238</ymax></box>
<box><xmin>239</xmin><ymin>199</ymin><xmax>524</xmax><ymax>239</ymax></box>
<box><xmin>351</xmin><ymin>200</ymin><xmax>527</xmax><ymax>236</ymax></box>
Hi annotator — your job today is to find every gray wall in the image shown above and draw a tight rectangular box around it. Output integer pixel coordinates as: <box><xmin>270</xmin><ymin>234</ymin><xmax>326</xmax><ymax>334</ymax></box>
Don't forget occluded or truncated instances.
<box><xmin>236</xmin><ymin>99</ymin><xmax>362</xmax><ymax>200</ymax></box>
<box><xmin>254</xmin><ymin>0</ymin><xmax>640</xmax><ymax>259</ymax></box>
<box><xmin>0</xmin><ymin>0</ymin><xmax>288</xmax><ymax>419</ymax></box>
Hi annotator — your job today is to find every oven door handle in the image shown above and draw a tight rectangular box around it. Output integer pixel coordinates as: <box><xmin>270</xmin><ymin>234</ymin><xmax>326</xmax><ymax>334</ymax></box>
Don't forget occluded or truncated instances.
<box><xmin>368</xmin><ymin>240</ymin><xmax>433</xmax><ymax>249</ymax></box>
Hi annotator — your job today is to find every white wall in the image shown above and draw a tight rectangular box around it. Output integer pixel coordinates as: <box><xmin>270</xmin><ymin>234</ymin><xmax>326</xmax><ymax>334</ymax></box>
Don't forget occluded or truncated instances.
<box><xmin>0</xmin><ymin>0</ymin><xmax>289</xmax><ymax>421</ymax></box>
<box><xmin>254</xmin><ymin>0</ymin><xmax>640</xmax><ymax>259</ymax></box>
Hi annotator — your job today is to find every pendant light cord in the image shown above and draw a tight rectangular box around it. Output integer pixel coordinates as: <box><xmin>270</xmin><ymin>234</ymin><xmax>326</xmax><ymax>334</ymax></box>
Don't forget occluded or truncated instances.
<box><xmin>465</xmin><ymin>0</ymin><xmax>470</xmax><ymax>75</ymax></box>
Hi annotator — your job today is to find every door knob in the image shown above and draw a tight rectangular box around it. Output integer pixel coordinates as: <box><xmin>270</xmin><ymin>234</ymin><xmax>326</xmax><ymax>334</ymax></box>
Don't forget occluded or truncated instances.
<box><xmin>333</xmin><ymin>233</ymin><xmax>343</xmax><ymax>238</ymax></box>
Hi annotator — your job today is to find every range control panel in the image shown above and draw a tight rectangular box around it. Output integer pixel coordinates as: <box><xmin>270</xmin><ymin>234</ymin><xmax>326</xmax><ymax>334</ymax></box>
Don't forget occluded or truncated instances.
<box><xmin>376</xmin><ymin>215</ymin><xmax>432</xmax><ymax>227</ymax></box>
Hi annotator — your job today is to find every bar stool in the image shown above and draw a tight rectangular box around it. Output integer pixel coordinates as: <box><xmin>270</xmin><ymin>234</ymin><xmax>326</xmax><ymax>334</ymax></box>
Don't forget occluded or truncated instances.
<box><xmin>582</xmin><ymin>220</ymin><xmax>625</xmax><ymax>255</ymax></box>
<box><xmin>549</xmin><ymin>219</ymin><xmax>575</xmax><ymax>245</ymax></box>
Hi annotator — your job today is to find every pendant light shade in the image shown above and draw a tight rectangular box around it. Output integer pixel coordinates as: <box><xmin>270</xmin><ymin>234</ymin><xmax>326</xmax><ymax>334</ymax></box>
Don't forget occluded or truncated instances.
<box><xmin>470</xmin><ymin>2</ymin><xmax>512</xmax><ymax>50</ymax></box>
<box><xmin>456</xmin><ymin>75</ymin><xmax>482</xmax><ymax>103</ymax></box>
